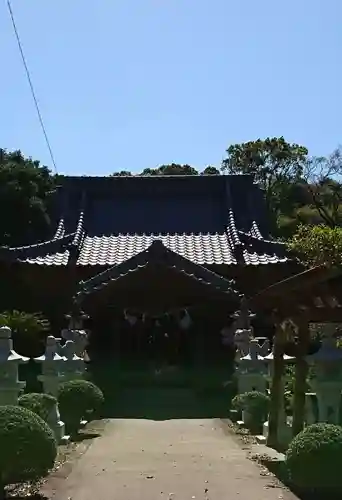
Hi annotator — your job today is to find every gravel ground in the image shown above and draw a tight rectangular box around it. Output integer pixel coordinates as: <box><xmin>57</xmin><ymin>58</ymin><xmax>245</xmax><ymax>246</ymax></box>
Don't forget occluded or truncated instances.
<box><xmin>41</xmin><ymin>418</ymin><xmax>298</xmax><ymax>500</ymax></box>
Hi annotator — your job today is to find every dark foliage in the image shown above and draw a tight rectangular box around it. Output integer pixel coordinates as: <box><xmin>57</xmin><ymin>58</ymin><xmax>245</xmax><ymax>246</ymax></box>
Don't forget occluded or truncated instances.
<box><xmin>18</xmin><ymin>393</ymin><xmax>57</xmax><ymax>424</ymax></box>
<box><xmin>0</xmin><ymin>405</ymin><xmax>57</xmax><ymax>497</ymax></box>
<box><xmin>285</xmin><ymin>423</ymin><xmax>342</xmax><ymax>495</ymax></box>
<box><xmin>58</xmin><ymin>380</ymin><xmax>104</xmax><ymax>433</ymax></box>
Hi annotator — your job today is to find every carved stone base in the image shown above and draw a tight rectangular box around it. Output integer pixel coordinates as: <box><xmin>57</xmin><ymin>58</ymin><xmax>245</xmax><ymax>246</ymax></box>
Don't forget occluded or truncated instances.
<box><xmin>255</xmin><ymin>435</ymin><xmax>267</xmax><ymax>444</ymax></box>
<box><xmin>229</xmin><ymin>409</ymin><xmax>239</xmax><ymax>422</ymax></box>
<box><xmin>53</xmin><ymin>420</ymin><xmax>70</xmax><ymax>444</ymax></box>
<box><xmin>262</xmin><ymin>419</ymin><xmax>292</xmax><ymax>446</ymax></box>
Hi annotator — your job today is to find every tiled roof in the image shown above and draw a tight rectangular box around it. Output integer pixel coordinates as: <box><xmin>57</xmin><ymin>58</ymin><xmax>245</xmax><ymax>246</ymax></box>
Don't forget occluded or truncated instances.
<box><xmin>77</xmin><ymin>233</ymin><xmax>236</xmax><ymax>266</ymax></box>
<box><xmin>76</xmin><ymin>240</ymin><xmax>241</xmax><ymax>302</ymax></box>
<box><xmin>0</xmin><ymin>174</ymin><xmax>289</xmax><ymax>267</ymax></box>
<box><xmin>0</xmin><ymin>233</ymin><xmax>75</xmax><ymax>265</ymax></box>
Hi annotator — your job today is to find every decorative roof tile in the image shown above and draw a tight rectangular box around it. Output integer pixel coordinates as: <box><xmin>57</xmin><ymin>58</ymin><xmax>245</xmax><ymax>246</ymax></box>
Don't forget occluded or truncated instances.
<box><xmin>0</xmin><ymin>174</ymin><xmax>289</xmax><ymax>267</ymax></box>
<box><xmin>77</xmin><ymin>232</ymin><xmax>237</xmax><ymax>266</ymax></box>
<box><xmin>76</xmin><ymin>240</ymin><xmax>241</xmax><ymax>301</ymax></box>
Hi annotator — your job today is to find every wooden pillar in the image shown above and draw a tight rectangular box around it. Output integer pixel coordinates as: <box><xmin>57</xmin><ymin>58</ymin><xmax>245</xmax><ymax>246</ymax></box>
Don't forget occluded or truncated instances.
<box><xmin>292</xmin><ymin>316</ymin><xmax>310</xmax><ymax>437</ymax></box>
<box><xmin>267</xmin><ymin>317</ymin><xmax>286</xmax><ymax>448</ymax></box>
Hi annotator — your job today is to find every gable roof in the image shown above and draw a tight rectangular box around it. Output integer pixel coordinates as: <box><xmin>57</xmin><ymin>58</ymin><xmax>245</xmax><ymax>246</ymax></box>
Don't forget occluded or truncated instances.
<box><xmin>0</xmin><ymin>174</ymin><xmax>288</xmax><ymax>267</ymax></box>
<box><xmin>75</xmin><ymin>240</ymin><xmax>241</xmax><ymax>303</ymax></box>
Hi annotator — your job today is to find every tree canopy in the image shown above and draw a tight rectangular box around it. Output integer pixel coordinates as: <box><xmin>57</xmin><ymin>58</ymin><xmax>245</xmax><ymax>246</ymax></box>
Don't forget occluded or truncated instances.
<box><xmin>287</xmin><ymin>224</ymin><xmax>342</xmax><ymax>267</ymax></box>
<box><xmin>222</xmin><ymin>137</ymin><xmax>342</xmax><ymax>237</ymax></box>
<box><xmin>0</xmin><ymin>149</ymin><xmax>56</xmax><ymax>246</ymax></box>
<box><xmin>110</xmin><ymin>163</ymin><xmax>220</xmax><ymax>177</ymax></box>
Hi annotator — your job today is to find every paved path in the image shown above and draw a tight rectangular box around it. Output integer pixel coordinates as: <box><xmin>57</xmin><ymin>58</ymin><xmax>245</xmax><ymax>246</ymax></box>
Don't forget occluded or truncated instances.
<box><xmin>47</xmin><ymin>419</ymin><xmax>296</xmax><ymax>500</ymax></box>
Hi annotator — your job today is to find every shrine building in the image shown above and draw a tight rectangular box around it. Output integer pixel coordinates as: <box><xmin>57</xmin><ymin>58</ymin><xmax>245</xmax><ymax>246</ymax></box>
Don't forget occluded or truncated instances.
<box><xmin>0</xmin><ymin>174</ymin><xmax>302</xmax><ymax>361</ymax></box>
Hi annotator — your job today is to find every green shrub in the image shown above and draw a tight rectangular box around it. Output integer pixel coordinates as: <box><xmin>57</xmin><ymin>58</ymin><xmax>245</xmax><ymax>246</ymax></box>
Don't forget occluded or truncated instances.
<box><xmin>231</xmin><ymin>393</ymin><xmax>245</xmax><ymax>413</ymax></box>
<box><xmin>232</xmin><ymin>391</ymin><xmax>269</xmax><ymax>428</ymax></box>
<box><xmin>242</xmin><ymin>391</ymin><xmax>269</xmax><ymax>422</ymax></box>
<box><xmin>285</xmin><ymin>423</ymin><xmax>342</xmax><ymax>494</ymax></box>
<box><xmin>58</xmin><ymin>379</ymin><xmax>104</xmax><ymax>432</ymax></box>
<box><xmin>19</xmin><ymin>392</ymin><xmax>57</xmax><ymax>424</ymax></box>
<box><xmin>0</xmin><ymin>405</ymin><xmax>57</xmax><ymax>496</ymax></box>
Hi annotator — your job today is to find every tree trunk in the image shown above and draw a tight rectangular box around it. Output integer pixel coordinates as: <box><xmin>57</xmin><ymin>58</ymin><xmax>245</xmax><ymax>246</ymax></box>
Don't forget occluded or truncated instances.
<box><xmin>292</xmin><ymin>321</ymin><xmax>309</xmax><ymax>437</ymax></box>
<box><xmin>267</xmin><ymin>326</ymin><xmax>285</xmax><ymax>448</ymax></box>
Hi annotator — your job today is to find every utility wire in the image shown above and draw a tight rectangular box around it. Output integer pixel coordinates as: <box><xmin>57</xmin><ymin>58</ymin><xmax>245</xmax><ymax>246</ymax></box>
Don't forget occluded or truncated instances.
<box><xmin>6</xmin><ymin>0</ymin><xmax>58</xmax><ymax>173</ymax></box>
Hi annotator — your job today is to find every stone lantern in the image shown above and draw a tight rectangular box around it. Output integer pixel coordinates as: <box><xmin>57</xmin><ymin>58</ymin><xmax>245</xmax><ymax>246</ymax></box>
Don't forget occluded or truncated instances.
<box><xmin>59</xmin><ymin>340</ymin><xmax>87</xmax><ymax>427</ymax></box>
<box><xmin>306</xmin><ymin>323</ymin><xmax>342</xmax><ymax>424</ymax></box>
<box><xmin>35</xmin><ymin>335</ymin><xmax>65</xmax><ymax>398</ymax></box>
<box><xmin>34</xmin><ymin>335</ymin><xmax>69</xmax><ymax>443</ymax></box>
<box><xmin>0</xmin><ymin>326</ymin><xmax>29</xmax><ymax>405</ymax></box>
<box><xmin>61</xmin><ymin>310</ymin><xmax>89</xmax><ymax>359</ymax></box>
<box><xmin>254</xmin><ymin>337</ymin><xmax>270</xmax><ymax>357</ymax></box>
<box><xmin>60</xmin><ymin>340</ymin><xmax>85</xmax><ymax>381</ymax></box>
<box><xmin>260</xmin><ymin>347</ymin><xmax>294</xmax><ymax>445</ymax></box>
<box><xmin>232</xmin><ymin>299</ymin><xmax>256</xmax><ymax>360</ymax></box>
<box><xmin>236</xmin><ymin>338</ymin><xmax>267</xmax><ymax>394</ymax></box>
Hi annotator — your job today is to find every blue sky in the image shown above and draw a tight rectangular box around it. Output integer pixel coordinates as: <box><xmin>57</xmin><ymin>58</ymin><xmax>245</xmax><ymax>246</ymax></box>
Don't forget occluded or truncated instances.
<box><xmin>1</xmin><ymin>0</ymin><xmax>341</xmax><ymax>176</ymax></box>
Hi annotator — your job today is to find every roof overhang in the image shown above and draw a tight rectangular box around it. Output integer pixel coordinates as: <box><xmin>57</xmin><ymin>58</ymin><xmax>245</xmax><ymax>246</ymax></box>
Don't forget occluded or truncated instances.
<box><xmin>75</xmin><ymin>240</ymin><xmax>242</xmax><ymax>310</ymax></box>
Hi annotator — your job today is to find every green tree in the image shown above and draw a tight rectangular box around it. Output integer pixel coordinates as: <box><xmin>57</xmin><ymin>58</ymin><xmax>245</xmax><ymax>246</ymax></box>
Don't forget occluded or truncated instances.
<box><xmin>0</xmin><ymin>310</ymin><xmax>50</xmax><ymax>357</ymax></box>
<box><xmin>287</xmin><ymin>224</ymin><xmax>342</xmax><ymax>267</ymax></box>
<box><xmin>110</xmin><ymin>170</ymin><xmax>133</xmax><ymax>176</ymax></box>
<box><xmin>0</xmin><ymin>149</ymin><xmax>56</xmax><ymax>246</ymax></box>
<box><xmin>303</xmin><ymin>147</ymin><xmax>342</xmax><ymax>227</ymax></box>
<box><xmin>111</xmin><ymin>164</ymin><xmax>220</xmax><ymax>177</ymax></box>
<box><xmin>140</xmin><ymin>163</ymin><xmax>199</xmax><ymax>176</ymax></box>
<box><xmin>201</xmin><ymin>165</ymin><xmax>220</xmax><ymax>175</ymax></box>
<box><xmin>221</xmin><ymin>137</ymin><xmax>308</xmax><ymax>231</ymax></box>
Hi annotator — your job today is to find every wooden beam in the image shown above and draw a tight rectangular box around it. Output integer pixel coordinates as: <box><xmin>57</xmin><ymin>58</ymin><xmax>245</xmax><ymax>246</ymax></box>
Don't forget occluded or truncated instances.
<box><xmin>292</xmin><ymin>317</ymin><xmax>310</xmax><ymax>437</ymax></box>
<box><xmin>267</xmin><ymin>319</ymin><xmax>286</xmax><ymax>448</ymax></box>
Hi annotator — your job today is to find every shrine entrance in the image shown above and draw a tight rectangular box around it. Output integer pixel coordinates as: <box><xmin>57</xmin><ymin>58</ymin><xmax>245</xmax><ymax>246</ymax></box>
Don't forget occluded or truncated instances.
<box><xmin>74</xmin><ymin>242</ymin><xmax>242</xmax><ymax>416</ymax></box>
<box><xmin>77</xmin><ymin>242</ymin><xmax>241</xmax><ymax>367</ymax></box>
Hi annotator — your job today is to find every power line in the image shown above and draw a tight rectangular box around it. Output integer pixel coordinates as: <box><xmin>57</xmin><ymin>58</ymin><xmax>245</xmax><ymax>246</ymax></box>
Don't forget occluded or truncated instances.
<box><xmin>6</xmin><ymin>0</ymin><xmax>58</xmax><ymax>174</ymax></box>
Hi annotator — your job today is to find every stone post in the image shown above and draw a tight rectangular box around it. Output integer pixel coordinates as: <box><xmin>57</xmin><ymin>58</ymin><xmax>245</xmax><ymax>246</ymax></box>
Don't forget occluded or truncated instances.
<box><xmin>236</xmin><ymin>339</ymin><xmax>268</xmax><ymax>428</ymax></box>
<box><xmin>60</xmin><ymin>340</ymin><xmax>87</xmax><ymax>427</ymax></box>
<box><xmin>306</xmin><ymin>323</ymin><xmax>342</xmax><ymax>424</ymax></box>
<box><xmin>0</xmin><ymin>326</ymin><xmax>29</xmax><ymax>405</ymax></box>
<box><xmin>260</xmin><ymin>346</ymin><xmax>294</xmax><ymax>446</ymax></box>
<box><xmin>34</xmin><ymin>335</ymin><xmax>69</xmax><ymax>443</ymax></box>
<box><xmin>304</xmin><ymin>392</ymin><xmax>317</xmax><ymax>425</ymax></box>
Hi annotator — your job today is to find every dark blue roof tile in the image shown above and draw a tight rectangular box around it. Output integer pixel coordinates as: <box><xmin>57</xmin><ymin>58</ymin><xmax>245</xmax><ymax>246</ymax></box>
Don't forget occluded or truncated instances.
<box><xmin>0</xmin><ymin>174</ymin><xmax>289</xmax><ymax>267</ymax></box>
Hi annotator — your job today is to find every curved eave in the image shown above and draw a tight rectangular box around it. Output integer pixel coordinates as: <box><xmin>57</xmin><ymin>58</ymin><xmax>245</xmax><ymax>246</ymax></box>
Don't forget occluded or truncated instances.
<box><xmin>0</xmin><ymin>233</ymin><xmax>76</xmax><ymax>262</ymax></box>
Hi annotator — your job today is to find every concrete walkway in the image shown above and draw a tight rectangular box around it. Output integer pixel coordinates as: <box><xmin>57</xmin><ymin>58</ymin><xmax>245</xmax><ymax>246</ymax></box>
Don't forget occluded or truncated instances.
<box><xmin>46</xmin><ymin>419</ymin><xmax>296</xmax><ymax>500</ymax></box>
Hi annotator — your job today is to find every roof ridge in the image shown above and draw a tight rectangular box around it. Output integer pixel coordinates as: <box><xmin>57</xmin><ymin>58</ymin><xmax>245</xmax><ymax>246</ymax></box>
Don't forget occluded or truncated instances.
<box><xmin>238</xmin><ymin>229</ymin><xmax>286</xmax><ymax>247</ymax></box>
<box><xmin>53</xmin><ymin>218</ymin><xmax>65</xmax><ymax>239</ymax></box>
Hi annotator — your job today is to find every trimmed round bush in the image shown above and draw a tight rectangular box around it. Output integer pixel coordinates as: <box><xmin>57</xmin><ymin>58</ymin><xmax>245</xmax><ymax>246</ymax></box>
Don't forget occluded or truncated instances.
<box><xmin>58</xmin><ymin>379</ymin><xmax>104</xmax><ymax>432</ymax></box>
<box><xmin>285</xmin><ymin>423</ymin><xmax>342</xmax><ymax>494</ymax></box>
<box><xmin>232</xmin><ymin>391</ymin><xmax>269</xmax><ymax>431</ymax></box>
<box><xmin>232</xmin><ymin>391</ymin><xmax>269</xmax><ymax>418</ymax></box>
<box><xmin>19</xmin><ymin>392</ymin><xmax>57</xmax><ymax>424</ymax></box>
<box><xmin>0</xmin><ymin>405</ymin><xmax>57</xmax><ymax>494</ymax></box>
